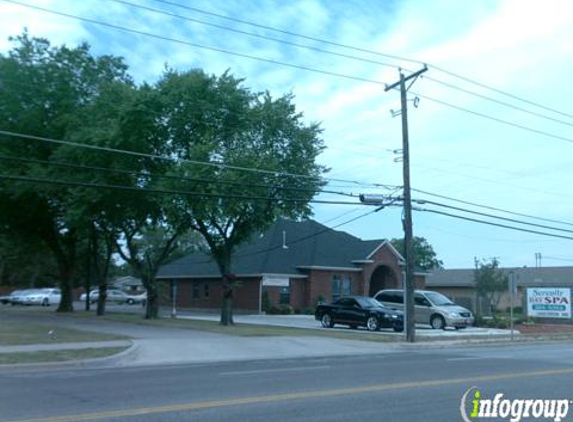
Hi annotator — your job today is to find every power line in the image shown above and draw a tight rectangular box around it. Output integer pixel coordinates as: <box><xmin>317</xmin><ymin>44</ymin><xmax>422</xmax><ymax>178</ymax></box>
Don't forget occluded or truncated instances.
<box><xmin>0</xmin><ymin>129</ymin><xmax>378</xmax><ymax>188</ymax></box>
<box><xmin>411</xmin><ymin>91</ymin><xmax>573</xmax><ymax>144</ymax></box>
<box><xmin>415</xmin><ymin>199</ymin><xmax>573</xmax><ymax>235</ymax></box>
<box><xmin>421</xmin><ymin>75</ymin><xmax>573</xmax><ymax>128</ymax></box>
<box><xmin>415</xmin><ymin>207</ymin><xmax>573</xmax><ymax>241</ymax></box>
<box><xmin>0</xmin><ymin>173</ymin><xmax>361</xmax><ymax>206</ymax></box>
<box><xmin>108</xmin><ymin>0</ymin><xmax>399</xmax><ymax>69</ymax></box>
<box><xmin>2</xmin><ymin>0</ymin><xmax>389</xmax><ymax>88</ymax></box>
<box><xmin>0</xmin><ymin>153</ymin><xmax>356</xmax><ymax>198</ymax></box>
<box><xmin>149</xmin><ymin>0</ymin><xmax>573</xmax><ymax>120</ymax></box>
<box><xmin>7</xmin><ymin>0</ymin><xmax>573</xmax><ymax>147</ymax></box>
<box><xmin>110</xmin><ymin>0</ymin><xmax>573</xmax><ymax>129</ymax></box>
<box><xmin>412</xmin><ymin>188</ymin><xmax>573</xmax><ymax>228</ymax></box>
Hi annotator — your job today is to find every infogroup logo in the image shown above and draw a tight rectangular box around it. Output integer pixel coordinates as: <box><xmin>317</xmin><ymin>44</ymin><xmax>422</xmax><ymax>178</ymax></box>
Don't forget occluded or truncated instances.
<box><xmin>460</xmin><ymin>387</ymin><xmax>571</xmax><ymax>422</ymax></box>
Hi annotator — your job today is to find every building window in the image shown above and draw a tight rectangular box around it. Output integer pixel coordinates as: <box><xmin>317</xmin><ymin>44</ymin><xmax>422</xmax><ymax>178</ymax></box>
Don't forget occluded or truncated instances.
<box><xmin>332</xmin><ymin>275</ymin><xmax>352</xmax><ymax>301</ymax></box>
<box><xmin>332</xmin><ymin>277</ymin><xmax>341</xmax><ymax>302</ymax></box>
<box><xmin>279</xmin><ymin>286</ymin><xmax>290</xmax><ymax>304</ymax></box>
<box><xmin>192</xmin><ymin>282</ymin><xmax>200</xmax><ymax>299</ymax></box>
<box><xmin>204</xmin><ymin>283</ymin><xmax>210</xmax><ymax>299</ymax></box>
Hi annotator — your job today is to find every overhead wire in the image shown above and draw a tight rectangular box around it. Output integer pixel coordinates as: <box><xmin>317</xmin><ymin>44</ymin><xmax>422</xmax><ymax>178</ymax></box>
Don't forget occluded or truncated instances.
<box><xmin>0</xmin><ymin>153</ymin><xmax>356</xmax><ymax>198</ymax></box>
<box><xmin>6</xmin><ymin>0</ymin><xmax>573</xmax><ymax>147</ymax></box>
<box><xmin>412</xmin><ymin>188</ymin><xmax>573</xmax><ymax>228</ymax></box>
<box><xmin>111</xmin><ymin>0</ymin><xmax>573</xmax><ymax>129</ymax></box>
<box><xmin>0</xmin><ymin>129</ymin><xmax>383</xmax><ymax>189</ymax></box>
<box><xmin>149</xmin><ymin>0</ymin><xmax>573</xmax><ymax>120</ymax></box>
<box><xmin>0</xmin><ymin>173</ymin><xmax>361</xmax><ymax>206</ymax></box>
<box><xmin>415</xmin><ymin>207</ymin><xmax>573</xmax><ymax>242</ymax></box>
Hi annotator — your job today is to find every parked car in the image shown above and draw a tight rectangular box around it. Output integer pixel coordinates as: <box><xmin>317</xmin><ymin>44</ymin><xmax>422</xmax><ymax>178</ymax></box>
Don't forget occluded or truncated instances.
<box><xmin>10</xmin><ymin>289</ymin><xmax>42</xmax><ymax>306</ymax></box>
<box><xmin>315</xmin><ymin>296</ymin><xmax>404</xmax><ymax>332</ymax></box>
<box><xmin>373</xmin><ymin>289</ymin><xmax>474</xmax><ymax>330</ymax></box>
<box><xmin>0</xmin><ymin>290</ymin><xmax>27</xmax><ymax>305</ymax></box>
<box><xmin>79</xmin><ymin>289</ymin><xmax>137</xmax><ymax>305</ymax></box>
<box><xmin>19</xmin><ymin>288</ymin><xmax>61</xmax><ymax>306</ymax></box>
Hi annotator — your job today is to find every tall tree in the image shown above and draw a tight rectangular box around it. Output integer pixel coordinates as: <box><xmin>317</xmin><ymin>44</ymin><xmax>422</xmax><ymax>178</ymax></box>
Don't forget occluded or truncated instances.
<box><xmin>154</xmin><ymin>70</ymin><xmax>326</xmax><ymax>325</ymax></box>
<box><xmin>0</xmin><ymin>32</ymin><xmax>131</xmax><ymax>311</ymax></box>
<box><xmin>390</xmin><ymin>236</ymin><xmax>443</xmax><ymax>271</ymax></box>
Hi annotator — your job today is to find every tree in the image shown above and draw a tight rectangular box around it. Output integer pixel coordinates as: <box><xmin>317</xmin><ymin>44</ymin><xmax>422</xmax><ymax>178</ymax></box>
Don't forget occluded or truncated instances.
<box><xmin>154</xmin><ymin>69</ymin><xmax>326</xmax><ymax>325</ymax></box>
<box><xmin>474</xmin><ymin>257</ymin><xmax>507</xmax><ymax>312</ymax></box>
<box><xmin>390</xmin><ymin>236</ymin><xmax>443</xmax><ymax>271</ymax></box>
<box><xmin>0</xmin><ymin>32</ymin><xmax>131</xmax><ymax>312</ymax></box>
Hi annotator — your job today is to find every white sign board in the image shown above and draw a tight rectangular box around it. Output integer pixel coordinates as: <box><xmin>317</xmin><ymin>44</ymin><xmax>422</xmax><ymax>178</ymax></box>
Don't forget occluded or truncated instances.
<box><xmin>262</xmin><ymin>275</ymin><xmax>289</xmax><ymax>287</ymax></box>
<box><xmin>527</xmin><ymin>288</ymin><xmax>571</xmax><ymax>319</ymax></box>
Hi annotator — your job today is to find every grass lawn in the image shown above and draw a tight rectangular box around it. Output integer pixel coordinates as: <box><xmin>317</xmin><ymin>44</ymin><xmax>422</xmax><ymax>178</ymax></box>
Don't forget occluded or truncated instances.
<box><xmin>91</xmin><ymin>313</ymin><xmax>400</xmax><ymax>342</ymax></box>
<box><xmin>0</xmin><ymin>321</ymin><xmax>130</xmax><ymax>346</ymax></box>
<box><xmin>0</xmin><ymin>347</ymin><xmax>129</xmax><ymax>365</ymax></box>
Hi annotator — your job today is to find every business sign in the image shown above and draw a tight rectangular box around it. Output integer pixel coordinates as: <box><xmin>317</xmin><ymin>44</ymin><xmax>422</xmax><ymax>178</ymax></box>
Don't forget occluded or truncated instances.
<box><xmin>262</xmin><ymin>275</ymin><xmax>289</xmax><ymax>287</ymax></box>
<box><xmin>527</xmin><ymin>288</ymin><xmax>571</xmax><ymax>319</ymax></box>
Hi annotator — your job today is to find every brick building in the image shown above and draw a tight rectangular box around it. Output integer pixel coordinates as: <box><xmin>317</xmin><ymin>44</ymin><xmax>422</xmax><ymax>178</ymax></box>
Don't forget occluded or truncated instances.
<box><xmin>156</xmin><ymin>219</ymin><xmax>427</xmax><ymax>312</ymax></box>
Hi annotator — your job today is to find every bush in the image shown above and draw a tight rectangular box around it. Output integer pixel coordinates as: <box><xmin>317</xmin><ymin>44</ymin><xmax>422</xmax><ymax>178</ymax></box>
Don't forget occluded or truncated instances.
<box><xmin>279</xmin><ymin>305</ymin><xmax>294</xmax><ymax>315</ymax></box>
<box><xmin>267</xmin><ymin>305</ymin><xmax>294</xmax><ymax>315</ymax></box>
<box><xmin>303</xmin><ymin>307</ymin><xmax>316</xmax><ymax>315</ymax></box>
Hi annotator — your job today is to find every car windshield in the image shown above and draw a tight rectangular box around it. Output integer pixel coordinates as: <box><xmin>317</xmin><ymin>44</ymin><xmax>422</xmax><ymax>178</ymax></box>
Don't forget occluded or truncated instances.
<box><xmin>355</xmin><ymin>297</ymin><xmax>383</xmax><ymax>308</ymax></box>
<box><xmin>425</xmin><ymin>292</ymin><xmax>455</xmax><ymax>306</ymax></box>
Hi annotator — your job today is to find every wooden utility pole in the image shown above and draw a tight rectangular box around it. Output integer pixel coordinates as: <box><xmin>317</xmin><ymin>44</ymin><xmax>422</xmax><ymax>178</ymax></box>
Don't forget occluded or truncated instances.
<box><xmin>385</xmin><ymin>66</ymin><xmax>427</xmax><ymax>342</ymax></box>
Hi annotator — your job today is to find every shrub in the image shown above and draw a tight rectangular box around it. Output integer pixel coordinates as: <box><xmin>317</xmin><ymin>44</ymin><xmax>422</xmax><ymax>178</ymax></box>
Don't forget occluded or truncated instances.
<box><xmin>279</xmin><ymin>305</ymin><xmax>294</xmax><ymax>315</ymax></box>
<box><xmin>303</xmin><ymin>307</ymin><xmax>316</xmax><ymax>315</ymax></box>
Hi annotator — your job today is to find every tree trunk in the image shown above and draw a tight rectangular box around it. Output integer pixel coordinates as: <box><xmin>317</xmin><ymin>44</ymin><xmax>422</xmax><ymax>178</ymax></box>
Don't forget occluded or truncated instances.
<box><xmin>96</xmin><ymin>283</ymin><xmax>107</xmax><ymax>316</ymax></box>
<box><xmin>56</xmin><ymin>269</ymin><xmax>74</xmax><ymax>312</ymax></box>
<box><xmin>220</xmin><ymin>273</ymin><xmax>235</xmax><ymax>326</ymax></box>
<box><xmin>144</xmin><ymin>282</ymin><xmax>159</xmax><ymax>319</ymax></box>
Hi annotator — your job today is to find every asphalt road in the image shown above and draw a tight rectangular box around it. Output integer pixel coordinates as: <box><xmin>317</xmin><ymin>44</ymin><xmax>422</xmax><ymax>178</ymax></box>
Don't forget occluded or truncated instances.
<box><xmin>1</xmin><ymin>342</ymin><xmax>573</xmax><ymax>422</ymax></box>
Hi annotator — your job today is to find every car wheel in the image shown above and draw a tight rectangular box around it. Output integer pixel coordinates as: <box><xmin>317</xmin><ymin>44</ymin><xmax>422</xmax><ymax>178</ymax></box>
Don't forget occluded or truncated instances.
<box><xmin>320</xmin><ymin>313</ymin><xmax>334</xmax><ymax>328</ymax></box>
<box><xmin>126</xmin><ymin>298</ymin><xmax>135</xmax><ymax>305</ymax></box>
<box><xmin>366</xmin><ymin>316</ymin><xmax>379</xmax><ymax>331</ymax></box>
<box><xmin>393</xmin><ymin>324</ymin><xmax>403</xmax><ymax>332</ymax></box>
<box><xmin>431</xmin><ymin>315</ymin><xmax>446</xmax><ymax>330</ymax></box>
<box><xmin>42</xmin><ymin>298</ymin><xmax>49</xmax><ymax>307</ymax></box>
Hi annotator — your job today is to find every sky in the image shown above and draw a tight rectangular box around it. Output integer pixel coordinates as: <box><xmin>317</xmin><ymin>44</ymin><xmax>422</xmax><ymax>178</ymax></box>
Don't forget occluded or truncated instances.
<box><xmin>1</xmin><ymin>0</ymin><xmax>573</xmax><ymax>269</ymax></box>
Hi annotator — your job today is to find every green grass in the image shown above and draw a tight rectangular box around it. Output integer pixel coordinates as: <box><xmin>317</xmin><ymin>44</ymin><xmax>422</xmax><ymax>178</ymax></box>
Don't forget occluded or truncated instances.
<box><xmin>89</xmin><ymin>313</ymin><xmax>400</xmax><ymax>342</ymax></box>
<box><xmin>0</xmin><ymin>321</ymin><xmax>129</xmax><ymax>346</ymax></box>
<box><xmin>0</xmin><ymin>347</ymin><xmax>129</xmax><ymax>365</ymax></box>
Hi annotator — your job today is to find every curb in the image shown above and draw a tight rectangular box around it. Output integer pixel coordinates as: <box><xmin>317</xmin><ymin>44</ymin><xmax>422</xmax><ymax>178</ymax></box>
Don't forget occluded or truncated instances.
<box><xmin>0</xmin><ymin>340</ymin><xmax>136</xmax><ymax>371</ymax></box>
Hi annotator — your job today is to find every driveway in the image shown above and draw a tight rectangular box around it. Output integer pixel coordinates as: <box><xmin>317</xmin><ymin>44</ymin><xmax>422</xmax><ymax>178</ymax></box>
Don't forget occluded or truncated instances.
<box><xmin>175</xmin><ymin>311</ymin><xmax>516</xmax><ymax>338</ymax></box>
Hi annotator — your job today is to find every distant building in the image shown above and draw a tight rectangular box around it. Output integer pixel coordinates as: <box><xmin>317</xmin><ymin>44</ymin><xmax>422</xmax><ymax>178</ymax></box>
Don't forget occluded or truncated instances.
<box><xmin>428</xmin><ymin>266</ymin><xmax>573</xmax><ymax>313</ymax></box>
<box><xmin>112</xmin><ymin>276</ymin><xmax>143</xmax><ymax>293</ymax></box>
<box><xmin>156</xmin><ymin>219</ymin><xmax>428</xmax><ymax>312</ymax></box>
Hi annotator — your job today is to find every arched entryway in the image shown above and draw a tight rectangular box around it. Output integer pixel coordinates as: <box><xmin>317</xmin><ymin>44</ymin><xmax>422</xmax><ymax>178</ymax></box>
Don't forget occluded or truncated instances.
<box><xmin>368</xmin><ymin>265</ymin><xmax>399</xmax><ymax>296</ymax></box>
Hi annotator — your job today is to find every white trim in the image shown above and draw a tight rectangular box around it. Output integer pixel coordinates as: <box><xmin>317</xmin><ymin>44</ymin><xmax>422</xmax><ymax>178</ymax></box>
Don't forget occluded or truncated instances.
<box><xmin>366</xmin><ymin>240</ymin><xmax>405</xmax><ymax>261</ymax></box>
<box><xmin>352</xmin><ymin>259</ymin><xmax>374</xmax><ymax>264</ymax></box>
<box><xmin>157</xmin><ymin>273</ymin><xmax>307</xmax><ymax>280</ymax></box>
<box><xmin>296</xmin><ymin>265</ymin><xmax>363</xmax><ymax>272</ymax></box>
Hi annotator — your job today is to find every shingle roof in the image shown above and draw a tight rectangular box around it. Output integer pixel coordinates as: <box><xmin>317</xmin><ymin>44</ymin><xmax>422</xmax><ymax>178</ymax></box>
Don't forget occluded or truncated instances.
<box><xmin>157</xmin><ymin>219</ymin><xmax>390</xmax><ymax>279</ymax></box>
<box><xmin>427</xmin><ymin>266</ymin><xmax>573</xmax><ymax>287</ymax></box>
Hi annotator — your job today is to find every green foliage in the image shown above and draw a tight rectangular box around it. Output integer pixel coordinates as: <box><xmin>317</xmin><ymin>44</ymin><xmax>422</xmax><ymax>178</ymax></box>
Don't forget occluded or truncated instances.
<box><xmin>474</xmin><ymin>257</ymin><xmax>508</xmax><ymax>312</ymax></box>
<box><xmin>268</xmin><ymin>304</ymin><xmax>294</xmax><ymax>315</ymax></box>
<box><xmin>390</xmin><ymin>236</ymin><xmax>443</xmax><ymax>270</ymax></box>
<box><xmin>261</xmin><ymin>290</ymin><xmax>271</xmax><ymax>313</ymax></box>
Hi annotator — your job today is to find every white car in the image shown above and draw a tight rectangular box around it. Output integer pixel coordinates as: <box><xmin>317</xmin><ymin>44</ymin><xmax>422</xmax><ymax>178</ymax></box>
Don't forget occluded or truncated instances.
<box><xmin>80</xmin><ymin>289</ymin><xmax>138</xmax><ymax>305</ymax></box>
<box><xmin>20</xmin><ymin>288</ymin><xmax>61</xmax><ymax>307</ymax></box>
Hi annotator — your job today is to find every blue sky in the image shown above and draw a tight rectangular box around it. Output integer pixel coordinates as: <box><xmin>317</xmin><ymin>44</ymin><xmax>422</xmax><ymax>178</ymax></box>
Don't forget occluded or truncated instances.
<box><xmin>2</xmin><ymin>0</ymin><xmax>573</xmax><ymax>269</ymax></box>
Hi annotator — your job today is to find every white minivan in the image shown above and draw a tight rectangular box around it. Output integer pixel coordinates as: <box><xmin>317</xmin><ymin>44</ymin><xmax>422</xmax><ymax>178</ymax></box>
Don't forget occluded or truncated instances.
<box><xmin>374</xmin><ymin>289</ymin><xmax>474</xmax><ymax>329</ymax></box>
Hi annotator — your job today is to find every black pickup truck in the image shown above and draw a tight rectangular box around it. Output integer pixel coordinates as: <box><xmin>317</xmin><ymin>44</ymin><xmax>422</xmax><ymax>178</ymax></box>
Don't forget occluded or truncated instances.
<box><xmin>315</xmin><ymin>296</ymin><xmax>403</xmax><ymax>332</ymax></box>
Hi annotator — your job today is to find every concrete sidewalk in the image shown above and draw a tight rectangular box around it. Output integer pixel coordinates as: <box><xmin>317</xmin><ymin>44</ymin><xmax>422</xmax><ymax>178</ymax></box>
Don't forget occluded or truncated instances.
<box><xmin>176</xmin><ymin>313</ymin><xmax>517</xmax><ymax>338</ymax></box>
<box><xmin>0</xmin><ymin>340</ymin><xmax>132</xmax><ymax>354</ymax></box>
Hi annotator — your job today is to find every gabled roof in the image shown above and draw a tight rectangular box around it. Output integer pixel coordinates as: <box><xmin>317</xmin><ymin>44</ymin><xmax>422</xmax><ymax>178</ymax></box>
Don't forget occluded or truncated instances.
<box><xmin>427</xmin><ymin>266</ymin><xmax>573</xmax><ymax>287</ymax></box>
<box><xmin>157</xmin><ymin>219</ymin><xmax>391</xmax><ymax>279</ymax></box>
